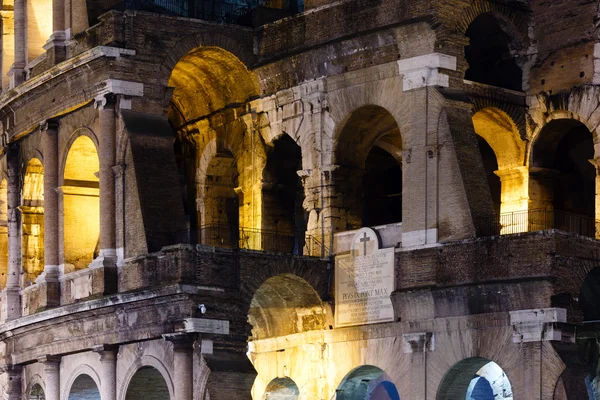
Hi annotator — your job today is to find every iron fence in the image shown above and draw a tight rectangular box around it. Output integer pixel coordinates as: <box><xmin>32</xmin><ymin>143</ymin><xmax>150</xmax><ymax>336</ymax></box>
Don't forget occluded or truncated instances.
<box><xmin>481</xmin><ymin>209</ymin><xmax>598</xmax><ymax>238</ymax></box>
<box><xmin>170</xmin><ymin>224</ymin><xmax>330</xmax><ymax>257</ymax></box>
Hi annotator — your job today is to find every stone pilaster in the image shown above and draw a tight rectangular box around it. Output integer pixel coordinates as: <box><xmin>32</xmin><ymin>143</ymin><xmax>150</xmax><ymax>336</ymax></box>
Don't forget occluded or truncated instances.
<box><xmin>93</xmin><ymin>94</ymin><xmax>117</xmax><ymax>270</ymax></box>
<box><xmin>164</xmin><ymin>334</ymin><xmax>194</xmax><ymax>400</ymax></box>
<box><xmin>35</xmin><ymin>120</ymin><xmax>60</xmax><ymax>308</ymax></box>
<box><xmin>5</xmin><ymin>365</ymin><xmax>22</xmax><ymax>400</ymax></box>
<box><xmin>93</xmin><ymin>345</ymin><xmax>118</xmax><ymax>400</ymax></box>
<box><xmin>39</xmin><ymin>355</ymin><xmax>61</xmax><ymax>400</ymax></box>
<box><xmin>402</xmin><ymin>332</ymin><xmax>434</xmax><ymax>400</ymax></box>
<box><xmin>2</xmin><ymin>144</ymin><xmax>20</xmax><ymax>322</ymax></box>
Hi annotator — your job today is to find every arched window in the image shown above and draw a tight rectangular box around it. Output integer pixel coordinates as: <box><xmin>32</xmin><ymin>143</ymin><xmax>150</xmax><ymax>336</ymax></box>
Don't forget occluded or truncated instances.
<box><xmin>68</xmin><ymin>374</ymin><xmax>100</xmax><ymax>400</ymax></box>
<box><xmin>22</xmin><ymin>158</ymin><xmax>44</xmax><ymax>285</ymax></box>
<box><xmin>29</xmin><ymin>383</ymin><xmax>45</xmax><ymax>400</ymax></box>
<box><xmin>465</xmin><ymin>13</ymin><xmax>522</xmax><ymax>91</ymax></box>
<box><xmin>263</xmin><ymin>134</ymin><xmax>305</xmax><ymax>253</ymax></box>
<box><xmin>335</xmin><ymin>105</ymin><xmax>403</xmax><ymax>230</ymax></box>
<box><xmin>62</xmin><ymin>135</ymin><xmax>100</xmax><ymax>272</ymax></box>
<box><xmin>125</xmin><ymin>366</ymin><xmax>170</xmax><ymax>400</ymax></box>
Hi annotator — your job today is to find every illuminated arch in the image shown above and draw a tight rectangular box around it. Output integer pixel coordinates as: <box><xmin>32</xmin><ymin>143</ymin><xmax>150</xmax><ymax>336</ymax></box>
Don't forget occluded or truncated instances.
<box><xmin>22</xmin><ymin>158</ymin><xmax>44</xmax><ymax>285</ymax></box>
<box><xmin>472</xmin><ymin>108</ymin><xmax>524</xmax><ymax>170</ymax></box>
<box><xmin>62</xmin><ymin>135</ymin><xmax>100</xmax><ymax>271</ymax></box>
<box><xmin>437</xmin><ymin>358</ymin><xmax>512</xmax><ymax>400</ymax></box>
<box><xmin>248</xmin><ymin>274</ymin><xmax>325</xmax><ymax>340</ymax></box>
<box><xmin>336</xmin><ymin>365</ymin><xmax>400</xmax><ymax>400</ymax></box>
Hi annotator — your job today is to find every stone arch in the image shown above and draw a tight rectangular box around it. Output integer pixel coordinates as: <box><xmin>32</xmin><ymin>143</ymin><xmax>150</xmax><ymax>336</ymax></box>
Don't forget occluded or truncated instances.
<box><xmin>262</xmin><ymin>377</ymin><xmax>300</xmax><ymax>400</ymax></box>
<box><xmin>61</xmin><ymin>134</ymin><xmax>100</xmax><ymax>271</ymax></box>
<box><xmin>529</xmin><ymin>117</ymin><xmax>596</xmax><ymax>230</ymax></box>
<box><xmin>124</xmin><ymin>366</ymin><xmax>171</xmax><ymax>400</ymax></box>
<box><xmin>118</xmin><ymin>354</ymin><xmax>174</xmax><ymax>400</ymax></box>
<box><xmin>462</xmin><ymin>11</ymin><xmax>524</xmax><ymax>91</ymax></box>
<box><xmin>552</xmin><ymin>366</ymin><xmax>593</xmax><ymax>400</ymax></box>
<box><xmin>336</xmin><ymin>365</ymin><xmax>400</xmax><ymax>400</ymax></box>
<box><xmin>63</xmin><ymin>365</ymin><xmax>101</xmax><ymax>400</ymax></box>
<box><xmin>436</xmin><ymin>358</ymin><xmax>513</xmax><ymax>400</ymax></box>
<box><xmin>455</xmin><ymin>2</ymin><xmax>528</xmax><ymax>45</ymax></box>
<box><xmin>248</xmin><ymin>273</ymin><xmax>326</xmax><ymax>340</ymax></box>
<box><xmin>26</xmin><ymin>374</ymin><xmax>45</xmax><ymax>400</ymax></box>
<box><xmin>58</xmin><ymin>127</ymin><xmax>99</xmax><ymax>184</ymax></box>
<box><xmin>159</xmin><ymin>32</ymin><xmax>256</xmax><ymax>90</ymax></box>
<box><xmin>22</xmin><ymin>157</ymin><xmax>44</xmax><ymax>285</ymax></box>
<box><xmin>332</xmin><ymin>104</ymin><xmax>404</xmax><ymax>229</ymax></box>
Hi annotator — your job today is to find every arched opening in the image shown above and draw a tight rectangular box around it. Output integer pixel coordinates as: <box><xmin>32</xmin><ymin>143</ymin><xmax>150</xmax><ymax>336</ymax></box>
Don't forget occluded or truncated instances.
<box><xmin>336</xmin><ymin>365</ymin><xmax>400</xmax><ymax>400</ymax></box>
<box><xmin>29</xmin><ymin>383</ymin><xmax>45</xmax><ymax>400</ymax></box>
<box><xmin>125</xmin><ymin>366</ymin><xmax>170</xmax><ymax>400</ymax></box>
<box><xmin>199</xmin><ymin>146</ymin><xmax>240</xmax><ymax>248</ymax></box>
<box><xmin>62</xmin><ymin>136</ymin><xmax>100</xmax><ymax>272</ymax></box>
<box><xmin>0</xmin><ymin>179</ymin><xmax>8</xmax><ymax>289</ymax></box>
<box><xmin>531</xmin><ymin>119</ymin><xmax>595</xmax><ymax>236</ymax></box>
<box><xmin>477</xmin><ymin>137</ymin><xmax>501</xmax><ymax>217</ymax></box>
<box><xmin>335</xmin><ymin>105</ymin><xmax>403</xmax><ymax>230</ymax></box>
<box><xmin>464</xmin><ymin>13</ymin><xmax>522</xmax><ymax>91</ymax></box>
<box><xmin>262</xmin><ymin>377</ymin><xmax>300</xmax><ymax>400</ymax></box>
<box><xmin>472</xmin><ymin>108</ymin><xmax>527</xmax><ymax>233</ymax></box>
<box><xmin>248</xmin><ymin>274</ymin><xmax>325</xmax><ymax>340</ymax></box>
<box><xmin>27</xmin><ymin>0</ymin><xmax>53</xmax><ymax>66</ymax></box>
<box><xmin>168</xmin><ymin>47</ymin><xmax>260</xmax><ymax>248</ymax></box>
<box><xmin>68</xmin><ymin>374</ymin><xmax>100</xmax><ymax>400</ymax></box>
<box><xmin>580</xmin><ymin>267</ymin><xmax>600</xmax><ymax>322</ymax></box>
<box><xmin>22</xmin><ymin>158</ymin><xmax>44</xmax><ymax>285</ymax></box>
<box><xmin>437</xmin><ymin>358</ymin><xmax>512</xmax><ymax>400</ymax></box>
<box><xmin>262</xmin><ymin>134</ymin><xmax>305</xmax><ymax>253</ymax></box>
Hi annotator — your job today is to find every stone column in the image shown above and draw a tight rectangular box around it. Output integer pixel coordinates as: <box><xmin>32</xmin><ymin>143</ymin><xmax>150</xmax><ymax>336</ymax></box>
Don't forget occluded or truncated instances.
<box><xmin>39</xmin><ymin>356</ymin><xmax>61</xmax><ymax>400</ymax></box>
<box><xmin>93</xmin><ymin>345</ymin><xmax>118</xmax><ymax>400</ymax></box>
<box><xmin>94</xmin><ymin>95</ymin><xmax>117</xmax><ymax>267</ymax></box>
<box><xmin>589</xmin><ymin>158</ymin><xmax>600</xmax><ymax>238</ymax></box>
<box><xmin>3</xmin><ymin>144</ymin><xmax>21</xmax><ymax>321</ymax></box>
<box><xmin>402</xmin><ymin>333</ymin><xmax>433</xmax><ymax>400</ymax></box>
<box><xmin>10</xmin><ymin>0</ymin><xmax>26</xmax><ymax>87</ymax></box>
<box><xmin>36</xmin><ymin>121</ymin><xmax>60</xmax><ymax>306</ymax></box>
<box><xmin>164</xmin><ymin>334</ymin><xmax>194</xmax><ymax>400</ymax></box>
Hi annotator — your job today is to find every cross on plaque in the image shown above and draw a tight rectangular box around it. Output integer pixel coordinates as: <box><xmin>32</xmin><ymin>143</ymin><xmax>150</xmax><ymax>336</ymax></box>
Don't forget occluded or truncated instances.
<box><xmin>360</xmin><ymin>232</ymin><xmax>371</xmax><ymax>255</ymax></box>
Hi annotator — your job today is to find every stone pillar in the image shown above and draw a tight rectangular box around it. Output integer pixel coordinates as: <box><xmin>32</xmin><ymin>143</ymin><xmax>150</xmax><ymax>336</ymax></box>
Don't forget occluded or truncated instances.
<box><xmin>94</xmin><ymin>94</ymin><xmax>117</xmax><ymax>268</ymax></box>
<box><xmin>495</xmin><ymin>166</ymin><xmax>530</xmax><ymax>234</ymax></box>
<box><xmin>39</xmin><ymin>356</ymin><xmax>61</xmax><ymax>400</ymax></box>
<box><xmin>589</xmin><ymin>158</ymin><xmax>600</xmax><ymax>238</ymax></box>
<box><xmin>3</xmin><ymin>144</ymin><xmax>21</xmax><ymax>321</ymax></box>
<box><xmin>93</xmin><ymin>345</ymin><xmax>118</xmax><ymax>400</ymax></box>
<box><xmin>402</xmin><ymin>332</ymin><xmax>433</xmax><ymax>400</ymax></box>
<box><xmin>164</xmin><ymin>334</ymin><xmax>194</xmax><ymax>400</ymax></box>
<box><xmin>36</xmin><ymin>120</ymin><xmax>60</xmax><ymax>306</ymax></box>
<box><xmin>5</xmin><ymin>365</ymin><xmax>22</xmax><ymax>400</ymax></box>
<box><xmin>10</xmin><ymin>0</ymin><xmax>26</xmax><ymax>87</ymax></box>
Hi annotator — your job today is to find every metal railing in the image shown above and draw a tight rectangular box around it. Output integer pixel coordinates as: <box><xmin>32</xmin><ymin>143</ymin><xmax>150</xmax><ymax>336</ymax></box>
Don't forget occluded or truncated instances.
<box><xmin>170</xmin><ymin>224</ymin><xmax>330</xmax><ymax>257</ymax></box>
<box><xmin>481</xmin><ymin>209</ymin><xmax>598</xmax><ymax>238</ymax></box>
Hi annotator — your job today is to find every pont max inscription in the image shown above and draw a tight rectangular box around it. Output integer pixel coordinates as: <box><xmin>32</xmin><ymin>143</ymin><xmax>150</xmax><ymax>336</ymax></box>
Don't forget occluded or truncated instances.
<box><xmin>335</xmin><ymin>228</ymin><xmax>395</xmax><ymax>327</ymax></box>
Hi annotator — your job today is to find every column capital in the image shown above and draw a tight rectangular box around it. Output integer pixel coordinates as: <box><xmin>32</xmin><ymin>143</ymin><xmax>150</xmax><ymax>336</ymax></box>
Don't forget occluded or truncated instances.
<box><xmin>38</xmin><ymin>355</ymin><xmax>61</xmax><ymax>367</ymax></box>
<box><xmin>163</xmin><ymin>333</ymin><xmax>195</xmax><ymax>351</ymax></box>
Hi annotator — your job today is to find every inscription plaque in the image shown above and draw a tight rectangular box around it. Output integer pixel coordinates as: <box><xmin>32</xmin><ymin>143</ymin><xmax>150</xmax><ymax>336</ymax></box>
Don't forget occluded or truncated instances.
<box><xmin>335</xmin><ymin>227</ymin><xmax>395</xmax><ymax>327</ymax></box>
